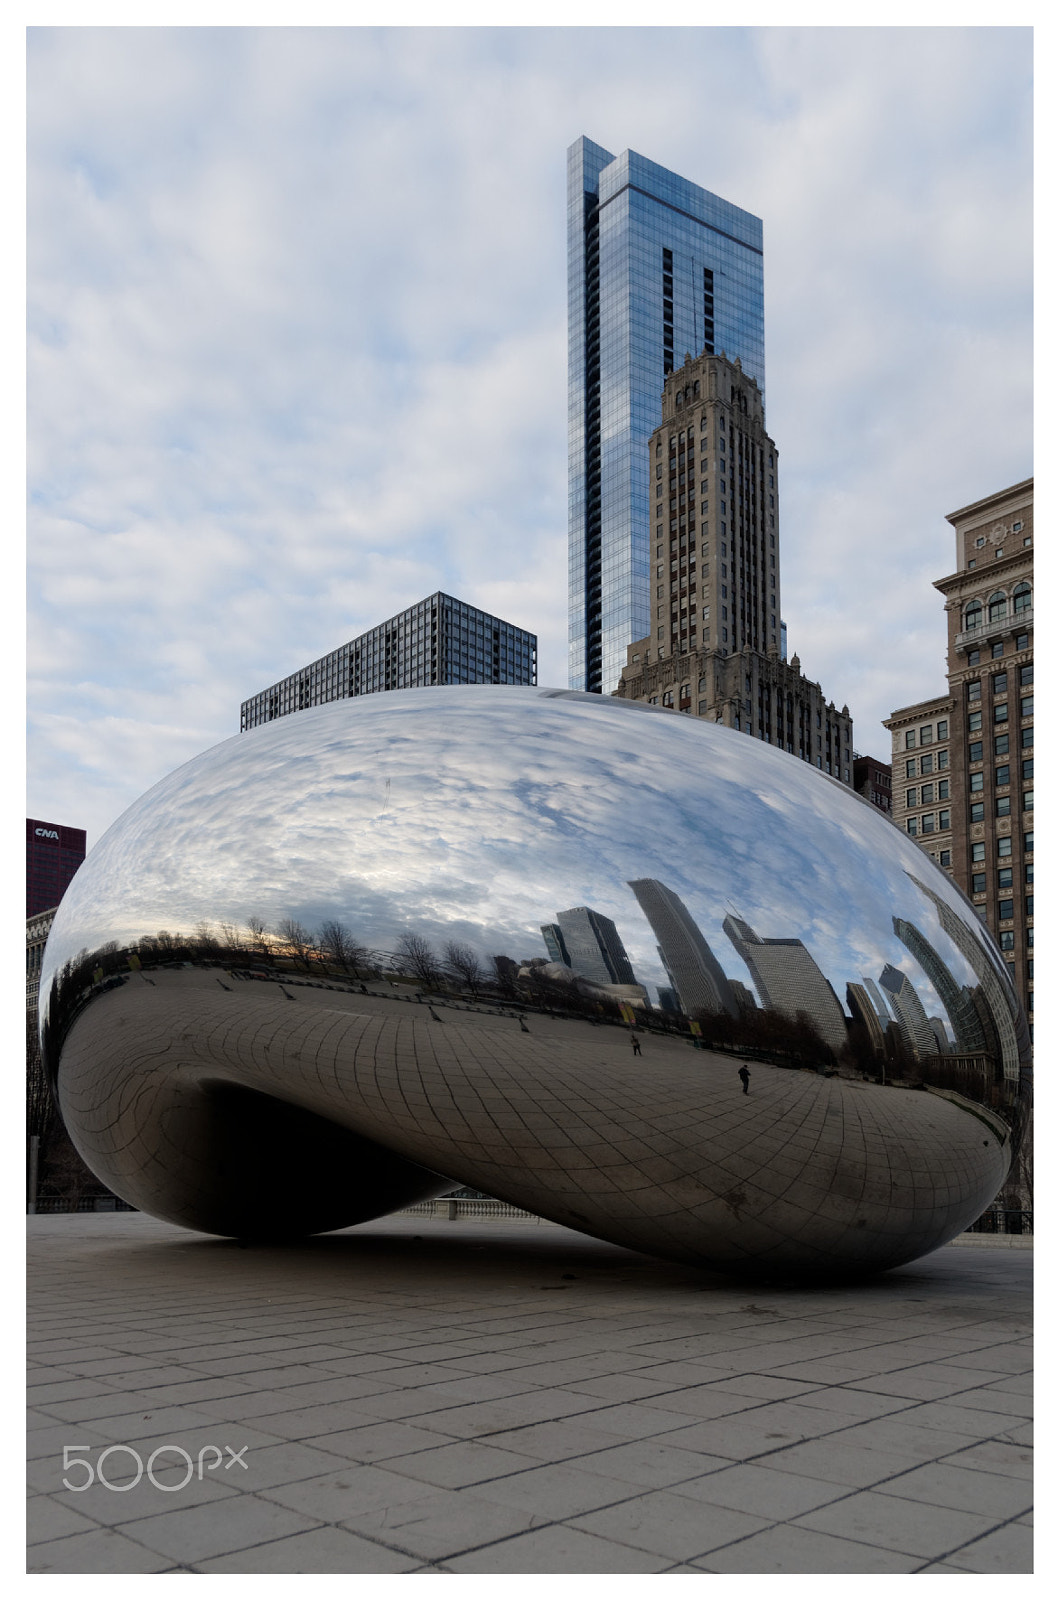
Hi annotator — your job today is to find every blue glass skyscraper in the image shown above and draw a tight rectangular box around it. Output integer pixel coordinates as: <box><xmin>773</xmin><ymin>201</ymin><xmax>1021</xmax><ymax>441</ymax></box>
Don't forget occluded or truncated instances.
<box><xmin>568</xmin><ymin>137</ymin><xmax>765</xmax><ymax>695</ymax></box>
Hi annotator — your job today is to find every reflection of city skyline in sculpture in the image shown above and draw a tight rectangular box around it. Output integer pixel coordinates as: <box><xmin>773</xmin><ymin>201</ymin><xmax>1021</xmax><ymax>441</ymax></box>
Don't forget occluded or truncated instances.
<box><xmin>879</xmin><ymin>963</ymin><xmax>939</xmax><ymax>1062</ymax></box>
<box><xmin>892</xmin><ymin>915</ymin><xmax>987</xmax><ymax>1057</ymax></box>
<box><xmin>627</xmin><ymin>879</ymin><xmax>737</xmax><ymax>1018</ymax></box>
<box><xmin>908</xmin><ymin>873</ymin><xmax>1025</xmax><ymax>1082</ymax></box>
<box><xmin>722</xmin><ymin>914</ymin><xmax>849</xmax><ymax>1056</ymax></box>
<box><xmin>846</xmin><ymin>982</ymin><xmax>886</xmax><ymax>1058</ymax></box>
<box><xmin>541</xmin><ymin>906</ymin><xmax>636</xmax><ymax>987</ymax></box>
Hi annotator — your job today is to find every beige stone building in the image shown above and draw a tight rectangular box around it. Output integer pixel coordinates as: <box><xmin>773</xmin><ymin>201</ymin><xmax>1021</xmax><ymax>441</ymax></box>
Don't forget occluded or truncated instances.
<box><xmin>882</xmin><ymin>694</ymin><xmax>956</xmax><ymax>872</ymax></box>
<box><xmin>885</xmin><ymin>479</ymin><xmax>1032</xmax><ymax>1027</ymax></box>
<box><xmin>614</xmin><ymin>349</ymin><xmax>853</xmax><ymax>784</ymax></box>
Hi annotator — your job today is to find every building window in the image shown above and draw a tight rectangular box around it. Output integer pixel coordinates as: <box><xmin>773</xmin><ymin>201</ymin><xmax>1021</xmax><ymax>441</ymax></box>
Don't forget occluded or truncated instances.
<box><xmin>938</xmin><ymin>779</ymin><xmax>949</xmax><ymax>800</ymax></box>
<box><xmin>971</xmin><ymin>842</ymin><xmax>986</xmax><ymax>863</ymax></box>
<box><xmin>992</xmin><ymin>642</ymin><xmax>1004</xmax><ymax>659</ymax></box>
<box><xmin>998</xmin><ymin>867</ymin><xmax>1013</xmax><ymax>889</ymax></box>
<box><xmin>968</xmin><ymin>649</ymin><xmax>980</xmax><ymax>665</ymax></box>
<box><xmin>1021</xmin><ymin>758</ymin><xmax>1033</xmax><ymax>781</ymax></box>
<box><xmin>997</xmin><ymin>837</ymin><xmax>1012</xmax><ymax>858</ymax></box>
<box><xmin>937</xmin><ymin>749</ymin><xmax>948</xmax><ymax>770</ymax></box>
<box><xmin>971</xmin><ymin>872</ymin><xmax>986</xmax><ymax>894</ymax></box>
<box><xmin>919</xmin><ymin>725</ymin><xmax>932</xmax><ymax>744</ymax></box>
<box><xmin>969</xmin><ymin>741</ymin><xmax>983</xmax><ymax>762</ymax></box>
<box><xmin>905</xmin><ymin>759</ymin><xmax>916</xmax><ymax>778</ymax></box>
<box><xmin>970</xmin><ymin>802</ymin><xmax>985</xmax><ymax>823</ymax></box>
<box><xmin>998</xmin><ymin>899</ymin><xmax>1014</xmax><ymax>921</ymax></box>
<box><xmin>1016</xmin><ymin>633</ymin><xmax>1029</xmax><ymax>650</ymax></box>
<box><xmin>906</xmin><ymin>818</ymin><xmax>917</xmax><ymax>836</ymax></box>
<box><xmin>964</xmin><ymin>600</ymin><xmax>982</xmax><ymax>631</ymax></box>
<box><xmin>904</xmin><ymin>730</ymin><xmax>915</xmax><ymax>749</ymax></box>
<box><xmin>967</xmin><ymin>680</ymin><xmax>981</xmax><ymax>702</ymax></box>
<box><xmin>922</xmin><ymin>814</ymin><xmax>935</xmax><ymax>834</ymax></box>
<box><xmin>1024</xmin><ymin>831</ymin><xmax>1033</xmax><ymax>854</ymax></box>
<box><xmin>1021</xmin><ymin>725</ymin><xmax>1033</xmax><ymax>748</ymax></box>
<box><xmin>992</xmin><ymin>671</ymin><xmax>1007</xmax><ymax>694</ymax></box>
<box><xmin>988</xmin><ymin>592</ymin><xmax>1007</xmax><ymax>623</ymax></box>
<box><xmin>920</xmin><ymin>754</ymin><xmax>933</xmax><ymax>775</ymax></box>
<box><xmin>936</xmin><ymin>720</ymin><xmax>948</xmax><ymax>739</ymax></box>
<box><xmin>967</xmin><ymin>712</ymin><xmax>982</xmax><ymax>732</ymax></box>
<box><xmin>939</xmin><ymin>850</ymin><xmax>951</xmax><ymax>867</ymax></box>
<box><xmin>1023</xmin><ymin>790</ymin><xmax>1033</xmax><ymax>812</ymax></box>
<box><xmin>999</xmin><ymin>931</ymin><xmax>1015</xmax><ymax>952</ymax></box>
<box><xmin>995</xmin><ymin>764</ymin><xmax>1010</xmax><ymax>786</ymax></box>
<box><xmin>994</xmin><ymin>734</ymin><xmax>1009</xmax><ymax>756</ymax></box>
<box><xmin>906</xmin><ymin>788</ymin><xmax>917</xmax><ymax>808</ymax></box>
<box><xmin>1013</xmin><ymin>582</ymin><xmax>1031</xmax><ymax>613</ymax></box>
<box><xmin>994</xmin><ymin>703</ymin><xmax>1008</xmax><ymax>723</ymax></box>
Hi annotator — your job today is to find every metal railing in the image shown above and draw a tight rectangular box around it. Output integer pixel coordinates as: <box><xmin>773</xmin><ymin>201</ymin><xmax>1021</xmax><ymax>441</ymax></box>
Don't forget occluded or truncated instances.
<box><xmin>965</xmin><ymin>1207</ymin><xmax>1033</xmax><ymax>1235</ymax></box>
<box><xmin>31</xmin><ymin>1196</ymin><xmax>138</xmax><ymax>1215</ymax></box>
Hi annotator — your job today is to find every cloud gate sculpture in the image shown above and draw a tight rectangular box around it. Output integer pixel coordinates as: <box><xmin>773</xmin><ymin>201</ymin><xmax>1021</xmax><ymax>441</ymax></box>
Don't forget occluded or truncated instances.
<box><xmin>39</xmin><ymin>687</ymin><xmax>1030</xmax><ymax>1276</ymax></box>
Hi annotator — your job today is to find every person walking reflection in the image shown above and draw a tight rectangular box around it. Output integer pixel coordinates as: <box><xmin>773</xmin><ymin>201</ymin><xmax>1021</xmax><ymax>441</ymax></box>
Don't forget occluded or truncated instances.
<box><xmin>738</xmin><ymin>1064</ymin><xmax>750</xmax><ymax>1095</ymax></box>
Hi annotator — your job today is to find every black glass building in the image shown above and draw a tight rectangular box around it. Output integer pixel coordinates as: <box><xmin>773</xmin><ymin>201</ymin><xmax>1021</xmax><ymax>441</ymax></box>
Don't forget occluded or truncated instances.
<box><xmin>240</xmin><ymin>593</ymin><xmax>537</xmax><ymax>731</ymax></box>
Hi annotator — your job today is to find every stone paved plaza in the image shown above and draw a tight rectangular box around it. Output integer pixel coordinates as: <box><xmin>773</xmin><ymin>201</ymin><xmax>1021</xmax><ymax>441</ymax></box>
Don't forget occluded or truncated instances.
<box><xmin>27</xmin><ymin>1212</ymin><xmax>1032</xmax><ymax>1574</ymax></box>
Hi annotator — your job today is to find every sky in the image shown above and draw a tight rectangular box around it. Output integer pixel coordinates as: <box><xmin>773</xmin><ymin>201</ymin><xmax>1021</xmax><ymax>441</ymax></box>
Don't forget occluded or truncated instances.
<box><xmin>27</xmin><ymin>25</ymin><xmax>1033</xmax><ymax>850</ymax></box>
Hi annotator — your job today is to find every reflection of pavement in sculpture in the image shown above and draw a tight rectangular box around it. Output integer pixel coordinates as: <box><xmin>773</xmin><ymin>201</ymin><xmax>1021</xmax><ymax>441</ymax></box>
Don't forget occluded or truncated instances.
<box><xmin>58</xmin><ymin>968</ymin><xmax>1009</xmax><ymax>1273</ymax></box>
<box><xmin>39</xmin><ymin>686</ymin><xmax>1030</xmax><ymax>1277</ymax></box>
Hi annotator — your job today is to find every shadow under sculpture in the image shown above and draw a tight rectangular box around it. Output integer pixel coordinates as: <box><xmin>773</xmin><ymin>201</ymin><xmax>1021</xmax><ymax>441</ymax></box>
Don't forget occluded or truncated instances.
<box><xmin>39</xmin><ymin>687</ymin><xmax>1030</xmax><ymax>1277</ymax></box>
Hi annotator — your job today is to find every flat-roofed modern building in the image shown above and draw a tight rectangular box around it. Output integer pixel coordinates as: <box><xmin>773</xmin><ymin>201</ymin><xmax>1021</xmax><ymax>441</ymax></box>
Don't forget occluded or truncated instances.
<box><xmin>26</xmin><ymin>819</ymin><xmax>86</xmax><ymax>918</ymax></box>
<box><xmin>241</xmin><ymin>594</ymin><xmax>537</xmax><ymax>731</ymax></box>
<box><xmin>568</xmin><ymin>137</ymin><xmax>764</xmax><ymax>697</ymax></box>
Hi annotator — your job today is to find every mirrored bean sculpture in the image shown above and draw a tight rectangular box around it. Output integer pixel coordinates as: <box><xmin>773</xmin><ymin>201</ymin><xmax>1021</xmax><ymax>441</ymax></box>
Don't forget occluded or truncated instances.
<box><xmin>40</xmin><ymin>687</ymin><xmax>1030</xmax><ymax>1276</ymax></box>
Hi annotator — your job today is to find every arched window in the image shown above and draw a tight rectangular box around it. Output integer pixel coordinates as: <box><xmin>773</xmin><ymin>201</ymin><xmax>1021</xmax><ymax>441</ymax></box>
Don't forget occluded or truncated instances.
<box><xmin>1013</xmin><ymin>582</ymin><xmax>1031</xmax><ymax>614</ymax></box>
<box><xmin>988</xmin><ymin>591</ymin><xmax>1007</xmax><ymax>624</ymax></box>
<box><xmin>964</xmin><ymin>600</ymin><xmax>982</xmax><ymax>632</ymax></box>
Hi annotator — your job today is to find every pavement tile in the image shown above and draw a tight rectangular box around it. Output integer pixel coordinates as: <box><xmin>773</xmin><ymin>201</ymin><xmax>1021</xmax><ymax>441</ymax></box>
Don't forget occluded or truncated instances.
<box><xmin>445</xmin><ymin>1524</ymin><xmax>671</xmax><ymax>1573</ymax></box>
<box><xmin>941</xmin><ymin>1446</ymin><xmax>1031</xmax><ymax>1478</ymax></box>
<box><xmin>790</xmin><ymin>1387</ymin><xmax>917</xmax><ymax>1420</ymax></box>
<box><xmin>944</xmin><ymin>1521</ymin><xmax>1033</xmax><ymax>1574</ymax></box>
<box><xmin>372</xmin><ymin>1440</ymin><xmax>543</xmax><ymax>1489</ymax></box>
<box><xmin>261</xmin><ymin>1463</ymin><xmax>441</xmax><ymax>1520</ymax></box>
<box><xmin>196</xmin><ymin>1526</ymin><xmax>421</xmax><ymax>1572</ymax></box>
<box><xmin>479</xmin><ymin>1417</ymin><xmax>635</xmax><ymax>1462</ymax></box>
<box><xmin>823</xmin><ymin>1416</ymin><xmax>982</xmax><ymax>1462</ymax></box>
<box><xmin>27</xmin><ymin>1526</ymin><xmax>178</xmax><ymax>1573</ymax></box>
<box><xmin>793</xmin><ymin>1488</ymin><xmax>998</xmax><ymax>1558</ymax></box>
<box><xmin>670</xmin><ymin>1462</ymin><xmax>849</xmax><ymax>1519</ymax></box>
<box><xmin>340</xmin><ymin>1487</ymin><xmax>546</xmax><ymax>1560</ymax></box>
<box><xmin>759</xmin><ymin>1438</ymin><xmax>918</xmax><ymax>1488</ymax></box>
<box><xmin>474</xmin><ymin>1461</ymin><xmax>639</xmax><ymax>1518</ymax></box>
<box><xmin>874</xmin><ymin>1462</ymin><xmax>1033</xmax><ymax>1519</ymax></box>
<box><xmin>571</xmin><ymin>1488</ymin><xmax>769</xmax><ymax>1560</ymax></box>
<box><xmin>691</xmin><ymin>1523</ymin><xmax>922</xmax><ymax>1574</ymax></box>
<box><xmin>569</xmin><ymin>1438</ymin><xmax>729</xmax><ymax>1490</ymax></box>
<box><xmin>112</xmin><ymin>1491</ymin><xmax>319</xmax><ymax>1562</ymax></box>
<box><xmin>26</xmin><ymin>1493</ymin><xmax>101</xmax><ymax>1544</ymax></box>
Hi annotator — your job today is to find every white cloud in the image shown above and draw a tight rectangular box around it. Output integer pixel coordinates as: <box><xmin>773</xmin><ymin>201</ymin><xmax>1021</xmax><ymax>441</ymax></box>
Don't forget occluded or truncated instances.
<box><xmin>28</xmin><ymin>26</ymin><xmax>1031</xmax><ymax>846</ymax></box>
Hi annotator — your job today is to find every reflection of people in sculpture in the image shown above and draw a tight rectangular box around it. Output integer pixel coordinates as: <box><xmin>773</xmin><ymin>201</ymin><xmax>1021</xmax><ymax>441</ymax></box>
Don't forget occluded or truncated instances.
<box><xmin>631</xmin><ymin>1033</ymin><xmax>642</xmax><ymax>1056</ymax></box>
<box><xmin>738</xmin><ymin>1064</ymin><xmax>751</xmax><ymax>1095</ymax></box>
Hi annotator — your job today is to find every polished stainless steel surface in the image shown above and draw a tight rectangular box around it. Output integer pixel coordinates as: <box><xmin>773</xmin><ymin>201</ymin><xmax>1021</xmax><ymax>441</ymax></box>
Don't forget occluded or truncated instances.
<box><xmin>40</xmin><ymin>687</ymin><xmax>1030</xmax><ymax>1274</ymax></box>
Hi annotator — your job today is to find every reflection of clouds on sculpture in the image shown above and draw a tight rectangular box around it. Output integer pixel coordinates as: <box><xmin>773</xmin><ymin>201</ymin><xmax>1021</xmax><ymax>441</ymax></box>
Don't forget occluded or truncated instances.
<box><xmin>44</xmin><ymin>687</ymin><xmax>1010</xmax><ymax>1034</ymax></box>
